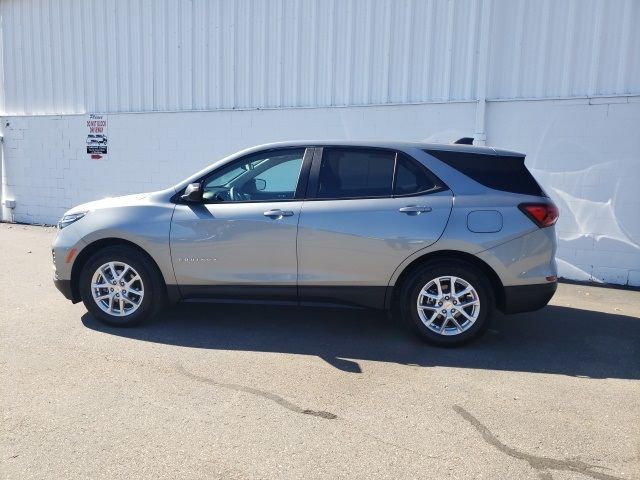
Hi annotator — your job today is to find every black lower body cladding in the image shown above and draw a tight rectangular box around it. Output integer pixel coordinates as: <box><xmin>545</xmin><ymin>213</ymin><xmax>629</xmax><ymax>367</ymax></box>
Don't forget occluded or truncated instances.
<box><xmin>501</xmin><ymin>282</ymin><xmax>557</xmax><ymax>314</ymax></box>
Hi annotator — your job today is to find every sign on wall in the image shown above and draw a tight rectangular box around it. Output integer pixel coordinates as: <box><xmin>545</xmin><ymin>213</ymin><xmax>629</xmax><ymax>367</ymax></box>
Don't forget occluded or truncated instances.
<box><xmin>86</xmin><ymin>114</ymin><xmax>108</xmax><ymax>160</ymax></box>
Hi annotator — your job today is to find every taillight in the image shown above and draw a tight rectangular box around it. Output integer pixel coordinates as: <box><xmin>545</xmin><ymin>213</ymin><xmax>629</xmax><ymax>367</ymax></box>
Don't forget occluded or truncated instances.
<box><xmin>518</xmin><ymin>202</ymin><xmax>559</xmax><ymax>228</ymax></box>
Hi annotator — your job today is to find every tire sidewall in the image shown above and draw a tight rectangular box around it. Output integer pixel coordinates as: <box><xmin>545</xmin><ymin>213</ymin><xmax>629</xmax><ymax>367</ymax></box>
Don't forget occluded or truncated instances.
<box><xmin>401</xmin><ymin>260</ymin><xmax>494</xmax><ymax>346</ymax></box>
<box><xmin>79</xmin><ymin>246</ymin><xmax>162</xmax><ymax>326</ymax></box>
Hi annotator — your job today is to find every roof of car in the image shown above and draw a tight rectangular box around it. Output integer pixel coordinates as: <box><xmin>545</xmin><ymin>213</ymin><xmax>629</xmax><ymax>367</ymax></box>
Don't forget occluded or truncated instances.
<box><xmin>248</xmin><ymin>140</ymin><xmax>524</xmax><ymax>157</ymax></box>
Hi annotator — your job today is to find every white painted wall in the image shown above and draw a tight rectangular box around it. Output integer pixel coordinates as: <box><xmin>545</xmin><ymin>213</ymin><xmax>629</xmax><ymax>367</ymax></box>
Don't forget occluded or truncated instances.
<box><xmin>2</xmin><ymin>96</ymin><xmax>639</xmax><ymax>285</ymax></box>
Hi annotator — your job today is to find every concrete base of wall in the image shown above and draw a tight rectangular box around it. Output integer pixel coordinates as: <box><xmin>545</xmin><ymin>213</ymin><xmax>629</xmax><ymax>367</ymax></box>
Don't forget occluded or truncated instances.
<box><xmin>2</xmin><ymin>97</ymin><xmax>639</xmax><ymax>285</ymax></box>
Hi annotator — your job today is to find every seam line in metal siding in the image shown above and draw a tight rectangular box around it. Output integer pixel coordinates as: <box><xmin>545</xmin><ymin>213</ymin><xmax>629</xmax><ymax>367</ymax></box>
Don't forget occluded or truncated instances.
<box><xmin>150</xmin><ymin>0</ymin><xmax>157</xmax><ymax>111</ymax></box>
<box><xmin>107</xmin><ymin>0</ymin><xmax>115</xmax><ymax>112</ymax></box>
<box><xmin>190</xmin><ymin>0</ymin><xmax>197</xmax><ymax>110</ymax></box>
<box><xmin>381</xmin><ymin>0</ymin><xmax>392</xmax><ymax>104</ymax></box>
<box><xmin>345</xmin><ymin>1</ymin><xmax>354</xmax><ymax>106</ymax></box>
<box><xmin>366</xmin><ymin>0</ymin><xmax>375</xmax><ymax>104</ymax></box>
<box><xmin>65</xmin><ymin>0</ymin><xmax>74</xmax><ymax>113</ymax></box>
<box><xmin>510</xmin><ymin>0</ymin><xmax>526</xmax><ymax>99</ymax></box>
<box><xmin>422</xmin><ymin>1</ymin><xmax>434</xmax><ymax>102</ymax></box>
<box><xmin>52</xmin><ymin>1</ymin><xmax>63</xmax><ymax>114</ymax></box>
<box><xmin>463</xmin><ymin>0</ymin><xmax>479</xmax><ymax>101</ymax></box>
<box><xmin>163</xmin><ymin>0</ymin><xmax>169</xmax><ymax>111</ymax></box>
<box><xmin>560</xmin><ymin>0</ymin><xmax>576</xmax><ymax>96</ymax></box>
<box><xmin>588</xmin><ymin>0</ymin><xmax>604</xmax><ymax>96</ymax></box>
<box><xmin>293</xmin><ymin>0</ymin><xmax>301</xmax><ymax>106</ymax></box>
<box><xmin>311</xmin><ymin>0</ymin><xmax>319</xmax><ymax>107</ymax></box>
<box><xmin>231</xmin><ymin>0</ymin><xmax>238</xmax><ymax>109</ymax></box>
<box><xmin>7</xmin><ymin>3</ymin><xmax>19</xmax><ymax>114</ymax></box>
<box><xmin>616</xmin><ymin>0</ymin><xmax>633</xmax><ymax>94</ymax></box>
<box><xmin>201</xmin><ymin>0</ymin><xmax>209</xmax><ymax>110</ymax></box>
<box><xmin>215</xmin><ymin>0</ymin><xmax>222</xmax><ymax>109</ymax></box>
<box><xmin>79</xmin><ymin>0</ymin><xmax>88</xmax><ymax>112</ymax></box>
<box><xmin>0</xmin><ymin>4</ymin><xmax>5</xmax><ymax>114</ymax></box>
<box><xmin>277</xmin><ymin>0</ymin><xmax>285</xmax><ymax>108</ymax></box>
<box><xmin>43</xmin><ymin>1</ymin><xmax>54</xmax><ymax>113</ymax></box>
<box><xmin>400</xmin><ymin>0</ymin><xmax>414</xmax><ymax>104</ymax></box>
<box><xmin>32</xmin><ymin>1</ymin><xmax>42</xmax><ymax>114</ymax></box>
<box><xmin>442</xmin><ymin>0</ymin><xmax>455</xmax><ymax>101</ymax></box>
<box><xmin>135</xmin><ymin>0</ymin><xmax>141</xmax><ymax>111</ymax></box>
<box><xmin>176</xmin><ymin>0</ymin><xmax>182</xmax><ymax>110</ymax></box>
<box><xmin>534</xmin><ymin>0</ymin><xmax>551</xmax><ymax>98</ymax></box>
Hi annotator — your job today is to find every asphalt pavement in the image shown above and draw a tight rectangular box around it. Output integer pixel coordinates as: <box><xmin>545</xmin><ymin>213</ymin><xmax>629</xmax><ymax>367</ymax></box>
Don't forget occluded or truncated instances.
<box><xmin>1</xmin><ymin>223</ymin><xmax>639</xmax><ymax>479</ymax></box>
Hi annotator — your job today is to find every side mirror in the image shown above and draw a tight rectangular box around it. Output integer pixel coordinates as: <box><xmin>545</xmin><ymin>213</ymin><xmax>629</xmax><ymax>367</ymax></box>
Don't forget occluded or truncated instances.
<box><xmin>254</xmin><ymin>178</ymin><xmax>266</xmax><ymax>191</ymax></box>
<box><xmin>181</xmin><ymin>183</ymin><xmax>202</xmax><ymax>203</ymax></box>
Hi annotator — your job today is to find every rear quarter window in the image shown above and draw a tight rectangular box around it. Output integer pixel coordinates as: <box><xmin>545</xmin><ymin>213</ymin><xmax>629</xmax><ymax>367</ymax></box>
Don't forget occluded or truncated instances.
<box><xmin>394</xmin><ymin>154</ymin><xmax>443</xmax><ymax>196</ymax></box>
<box><xmin>424</xmin><ymin>150</ymin><xmax>544</xmax><ymax>196</ymax></box>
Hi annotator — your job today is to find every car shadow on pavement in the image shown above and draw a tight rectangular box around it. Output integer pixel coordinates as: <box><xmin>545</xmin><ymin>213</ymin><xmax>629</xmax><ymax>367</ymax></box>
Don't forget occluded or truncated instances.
<box><xmin>81</xmin><ymin>303</ymin><xmax>640</xmax><ymax>379</ymax></box>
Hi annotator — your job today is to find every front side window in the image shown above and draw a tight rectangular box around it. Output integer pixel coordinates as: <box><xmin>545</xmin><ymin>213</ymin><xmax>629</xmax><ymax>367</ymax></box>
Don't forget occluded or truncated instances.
<box><xmin>202</xmin><ymin>148</ymin><xmax>305</xmax><ymax>203</ymax></box>
<box><xmin>317</xmin><ymin>148</ymin><xmax>396</xmax><ymax>199</ymax></box>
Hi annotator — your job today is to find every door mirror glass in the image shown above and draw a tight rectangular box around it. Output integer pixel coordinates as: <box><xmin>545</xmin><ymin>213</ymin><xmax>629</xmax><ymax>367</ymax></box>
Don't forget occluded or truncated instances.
<box><xmin>181</xmin><ymin>183</ymin><xmax>203</xmax><ymax>203</ymax></box>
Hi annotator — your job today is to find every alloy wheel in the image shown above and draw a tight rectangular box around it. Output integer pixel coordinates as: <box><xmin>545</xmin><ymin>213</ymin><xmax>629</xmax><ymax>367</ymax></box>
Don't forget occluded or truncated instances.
<box><xmin>416</xmin><ymin>276</ymin><xmax>480</xmax><ymax>336</ymax></box>
<box><xmin>90</xmin><ymin>261</ymin><xmax>145</xmax><ymax>317</ymax></box>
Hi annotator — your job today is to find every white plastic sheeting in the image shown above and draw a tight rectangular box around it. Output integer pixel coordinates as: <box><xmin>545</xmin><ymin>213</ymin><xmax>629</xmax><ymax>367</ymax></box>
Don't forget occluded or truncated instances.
<box><xmin>1</xmin><ymin>0</ymin><xmax>638</xmax><ymax>115</ymax></box>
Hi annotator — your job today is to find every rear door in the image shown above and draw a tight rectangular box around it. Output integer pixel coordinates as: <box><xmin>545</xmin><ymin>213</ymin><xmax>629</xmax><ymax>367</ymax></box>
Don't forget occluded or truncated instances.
<box><xmin>296</xmin><ymin>147</ymin><xmax>453</xmax><ymax>308</ymax></box>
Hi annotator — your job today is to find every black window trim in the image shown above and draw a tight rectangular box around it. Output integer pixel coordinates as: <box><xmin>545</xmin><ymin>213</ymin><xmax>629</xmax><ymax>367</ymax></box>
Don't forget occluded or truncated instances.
<box><xmin>172</xmin><ymin>146</ymin><xmax>315</xmax><ymax>204</ymax></box>
<box><xmin>305</xmin><ymin>146</ymin><xmax>448</xmax><ymax>202</ymax></box>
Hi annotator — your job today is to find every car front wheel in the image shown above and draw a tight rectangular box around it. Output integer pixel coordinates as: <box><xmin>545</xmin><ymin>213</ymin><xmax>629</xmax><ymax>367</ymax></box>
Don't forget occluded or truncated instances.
<box><xmin>79</xmin><ymin>245</ymin><xmax>164</xmax><ymax>326</ymax></box>
<box><xmin>400</xmin><ymin>260</ymin><xmax>494</xmax><ymax>346</ymax></box>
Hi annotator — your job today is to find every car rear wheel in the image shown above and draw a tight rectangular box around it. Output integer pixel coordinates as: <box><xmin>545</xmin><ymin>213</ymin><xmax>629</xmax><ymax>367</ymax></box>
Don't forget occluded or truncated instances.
<box><xmin>79</xmin><ymin>245</ymin><xmax>165</xmax><ymax>326</ymax></box>
<box><xmin>400</xmin><ymin>260</ymin><xmax>494</xmax><ymax>346</ymax></box>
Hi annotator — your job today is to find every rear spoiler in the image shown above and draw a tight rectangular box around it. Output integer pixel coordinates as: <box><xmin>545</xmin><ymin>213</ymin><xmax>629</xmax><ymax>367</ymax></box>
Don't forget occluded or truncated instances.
<box><xmin>451</xmin><ymin>137</ymin><xmax>474</xmax><ymax>145</ymax></box>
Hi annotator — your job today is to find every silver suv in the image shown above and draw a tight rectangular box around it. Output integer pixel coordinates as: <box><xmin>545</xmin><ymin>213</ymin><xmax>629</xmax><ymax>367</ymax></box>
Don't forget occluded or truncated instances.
<box><xmin>52</xmin><ymin>141</ymin><xmax>558</xmax><ymax>345</ymax></box>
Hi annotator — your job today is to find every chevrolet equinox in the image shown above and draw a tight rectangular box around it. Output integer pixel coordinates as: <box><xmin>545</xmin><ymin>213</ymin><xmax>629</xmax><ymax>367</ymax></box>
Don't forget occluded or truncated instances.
<box><xmin>53</xmin><ymin>141</ymin><xmax>558</xmax><ymax>345</ymax></box>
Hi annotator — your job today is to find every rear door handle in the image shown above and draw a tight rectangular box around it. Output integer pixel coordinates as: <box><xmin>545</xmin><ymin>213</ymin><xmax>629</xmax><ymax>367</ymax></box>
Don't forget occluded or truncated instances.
<box><xmin>398</xmin><ymin>205</ymin><xmax>432</xmax><ymax>215</ymax></box>
<box><xmin>263</xmin><ymin>209</ymin><xmax>294</xmax><ymax>219</ymax></box>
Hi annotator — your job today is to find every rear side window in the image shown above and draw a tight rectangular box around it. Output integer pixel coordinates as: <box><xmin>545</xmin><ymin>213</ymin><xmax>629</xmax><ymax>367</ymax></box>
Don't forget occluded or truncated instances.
<box><xmin>425</xmin><ymin>150</ymin><xmax>544</xmax><ymax>196</ymax></box>
<box><xmin>394</xmin><ymin>154</ymin><xmax>442</xmax><ymax>196</ymax></box>
<box><xmin>317</xmin><ymin>148</ymin><xmax>395</xmax><ymax>199</ymax></box>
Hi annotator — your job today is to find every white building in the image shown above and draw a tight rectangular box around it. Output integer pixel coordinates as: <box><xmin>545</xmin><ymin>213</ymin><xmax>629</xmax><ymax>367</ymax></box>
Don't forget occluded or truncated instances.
<box><xmin>1</xmin><ymin>0</ymin><xmax>639</xmax><ymax>285</ymax></box>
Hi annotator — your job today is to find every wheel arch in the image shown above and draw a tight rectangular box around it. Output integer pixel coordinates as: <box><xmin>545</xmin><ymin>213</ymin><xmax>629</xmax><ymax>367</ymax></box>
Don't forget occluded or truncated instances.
<box><xmin>70</xmin><ymin>238</ymin><xmax>172</xmax><ymax>303</ymax></box>
<box><xmin>386</xmin><ymin>250</ymin><xmax>505</xmax><ymax>312</ymax></box>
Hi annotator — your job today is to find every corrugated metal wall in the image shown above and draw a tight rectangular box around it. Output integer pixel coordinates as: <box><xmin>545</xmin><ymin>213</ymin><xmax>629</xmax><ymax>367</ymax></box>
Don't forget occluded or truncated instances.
<box><xmin>1</xmin><ymin>0</ymin><xmax>639</xmax><ymax>115</ymax></box>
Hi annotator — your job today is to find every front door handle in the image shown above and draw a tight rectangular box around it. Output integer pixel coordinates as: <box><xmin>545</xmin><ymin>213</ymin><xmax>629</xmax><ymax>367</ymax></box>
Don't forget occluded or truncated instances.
<box><xmin>398</xmin><ymin>205</ymin><xmax>432</xmax><ymax>215</ymax></box>
<box><xmin>263</xmin><ymin>209</ymin><xmax>294</xmax><ymax>219</ymax></box>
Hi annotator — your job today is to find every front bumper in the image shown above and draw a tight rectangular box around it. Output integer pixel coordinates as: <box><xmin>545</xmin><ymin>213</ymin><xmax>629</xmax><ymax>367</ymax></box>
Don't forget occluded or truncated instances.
<box><xmin>53</xmin><ymin>278</ymin><xmax>75</xmax><ymax>301</ymax></box>
<box><xmin>501</xmin><ymin>281</ymin><xmax>557</xmax><ymax>314</ymax></box>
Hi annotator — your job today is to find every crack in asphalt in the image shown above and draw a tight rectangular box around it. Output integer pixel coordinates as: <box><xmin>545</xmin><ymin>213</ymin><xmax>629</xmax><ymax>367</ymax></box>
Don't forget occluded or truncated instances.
<box><xmin>176</xmin><ymin>364</ymin><xmax>337</xmax><ymax>420</ymax></box>
<box><xmin>453</xmin><ymin>405</ymin><xmax>624</xmax><ymax>480</ymax></box>
<box><xmin>177</xmin><ymin>365</ymin><xmax>426</xmax><ymax>455</ymax></box>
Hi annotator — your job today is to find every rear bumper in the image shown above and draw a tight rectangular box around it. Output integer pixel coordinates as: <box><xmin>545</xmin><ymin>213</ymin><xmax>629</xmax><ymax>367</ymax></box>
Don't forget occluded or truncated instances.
<box><xmin>501</xmin><ymin>281</ymin><xmax>557</xmax><ymax>314</ymax></box>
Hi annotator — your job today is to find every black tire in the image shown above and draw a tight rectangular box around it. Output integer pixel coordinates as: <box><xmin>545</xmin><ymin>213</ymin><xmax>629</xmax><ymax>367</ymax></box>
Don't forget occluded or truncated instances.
<box><xmin>399</xmin><ymin>260</ymin><xmax>494</xmax><ymax>346</ymax></box>
<box><xmin>79</xmin><ymin>245</ymin><xmax>165</xmax><ymax>327</ymax></box>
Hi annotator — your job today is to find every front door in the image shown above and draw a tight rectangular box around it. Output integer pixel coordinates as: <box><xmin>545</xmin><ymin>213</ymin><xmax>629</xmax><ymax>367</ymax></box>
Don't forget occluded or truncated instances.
<box><xmin>170</xmin><ymin>147</ymin><xmax>311</xmax><ymax>301</ymax></box>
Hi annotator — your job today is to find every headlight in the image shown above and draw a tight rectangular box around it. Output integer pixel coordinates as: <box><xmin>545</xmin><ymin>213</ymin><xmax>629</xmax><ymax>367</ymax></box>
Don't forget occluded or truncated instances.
<box><xmin>58</xmin><ymin>211</ymin><xmax>88</xmax><ymax>230</ymax></box>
